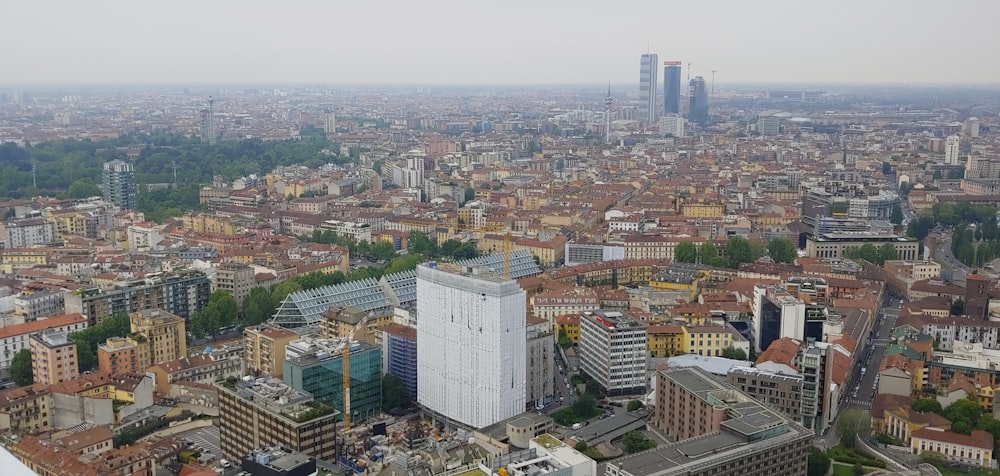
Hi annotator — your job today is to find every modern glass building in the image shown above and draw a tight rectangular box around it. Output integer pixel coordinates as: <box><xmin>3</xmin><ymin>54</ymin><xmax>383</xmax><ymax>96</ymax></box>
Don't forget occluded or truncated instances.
<box><xmin>688</xmin><ymin>76</ymin><xmax>709</xmax><ymax>125</ymax></box>
<box><xmin>283</xmin><ymin>340</ymin><xmax>383</xmax><ymax>423</ymax></box>
<box><xmin>638</xmin><ymin>53</ymin><xmax>659</xmax><ymax>123</ymax></box>
<box><xmin>102</xmin><ymin>159</ymin><xmax>137</xmax><ymax>210</ymax></box>
<box><xmin>382</xmin><ymin>323</ymin><xmax>417</xmax><ymax>401</ymax></box>
<box><xmin>663</xmin><ymin>61</ymin><xmax>682</xmax><ymax>114</ymax></box>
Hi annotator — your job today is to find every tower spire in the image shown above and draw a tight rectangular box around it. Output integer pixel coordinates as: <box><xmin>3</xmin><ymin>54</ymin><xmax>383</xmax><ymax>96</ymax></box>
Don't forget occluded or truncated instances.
<box><xmin>605</xmin><ymin>81</ymin><xmax>614</xmax><ymax>145</ymax></box>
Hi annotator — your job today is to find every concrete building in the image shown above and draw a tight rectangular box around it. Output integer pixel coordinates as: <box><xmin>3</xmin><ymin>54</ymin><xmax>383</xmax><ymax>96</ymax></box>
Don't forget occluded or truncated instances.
<box><xmin>244</xmin><ymin>324</ymin><xmax>299</xmax><ymax>378</ymax></box>
<box><xmin>911</xmin><ymin>428</ymin><xmax>993</xmax><ymax>469</ymax></box>
<box><xmin>945</xmin><ymin>135</ymin><xmax>961</xmax><ymax>165</ymax></box>
<box><xmin>757</xmin><ymin>111</ymin><xmax>780</xmax><ymax>136</ymax></box>
<box><xmin>416</xmin><ymin>261</ymin><xmax>527</xmax><ymax>429</ymax></box>
<box><xmin>525</xmin><ymin>315</ymin><xmax>555</xmax><ymax>409</ymax></box>
<box><xmin>148</xmin><ymin>351</ymin><xmax>243</xmax><ymax>395</ymax></box>
<box><xmin>482</xmin><ymin>434</ymin><xmax>596</xmax><ymax>476</ymax></box>
<box><xmin>14</xmin><ymin>289</ymin><xmax>65</xmax><ymax>321</ymax></box>
<box><xmin>0</xmin><ymin>313</ymin><xmax>87</xmax><ymax>378</ymax></box>
<box><xmin>130</xmin><ymin>309</ymin><xmax>187</xmax><ymax>370</ymax></box>
<box><xmin>319</xmin><ymin>220</ymin><xmax>372</xmax><ymax>243</ymax></box>
<box><xmin>620</xmin><ymin>367</ymin><xmax>810</xmax><ymax>476</ymax></box>
<box><xmin>4</xmin><ymin>217</ymin><xmax>56</xmax><ymax>248</ymax></box>
<box><xmin>218</xmin><ymin>377</ymin><xmax>338</xmax><ymax>461</ymax></box>
<box><xmin>322</xmin><ymin>110</ymin><xmax>336</xmax><ymax>135</ymax></box>
<box><xmin>29</xmin><ymin>329</ymin><xmax>79</xmax><ymax>386</ymax></box>
<box><xmin>752</xmin><ymin>284</ymin><xmax>826</xmax><ymax>353</ymax></box>
<box><xmin>102</xmin><ymin>159</ymin><xmax>137</xmax><ymax>210</ymax></box>
<box><xmin>579</xmin><ymin>310</ymin><xmax>647</xmax><ymax>396</ymax></box>
<box><xmin>806</xmin><ymin>233</ymin><xmax>919</xmax><ymax>260</ymax></box>
<box><xmin>381</xmin><ymin>323</ymin><xmax>417</xmax><ymax>402</ymax></box>
<box><xmin>727</xmin><ymin>366</ymin><xmax>803</xmax><ymax>422</ymax></box>
<box><xmin>283</xmin><ymin>337</ymin><xmax>383</xmax><ymax>423</ymax></box>
<box><xmin>212</xmin><ymin>262</ymin><xmax>256</xmax><ymax>312</ymax></box>
<box><xmin>0</xmin><ymin>383</ymin><xmax>51</xmax><ymax>434</ymax></box>
<box><xmin>241</xmin><ymin>447</ymin><xmax>317</xmax><ymax>476</ymax></box>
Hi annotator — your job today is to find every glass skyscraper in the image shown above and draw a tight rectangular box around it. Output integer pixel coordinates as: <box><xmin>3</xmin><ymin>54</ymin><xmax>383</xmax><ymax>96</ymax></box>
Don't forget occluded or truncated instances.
<box><xmin>102</xmin><ymin>159</ymin><xmax>137</xmax><ymax>210</ymax></box>
<box><xmin>688</xmin><ymin>76</ymin><xmax>709</xmax><ymax>125</ymax></box>
<box><xmin>663</xmin><ymin>61</ymin><xmax>682</xmax><ymax>115</ymax></box>
<box><xmin>638</xmin><ymin>53</ymin><xmax>659</xmax><ymax>123</ymax></box>
<box><xmin>283</xmin><ymin>342</ymin><xmax>383</xmax><ymax>423</ymax></box>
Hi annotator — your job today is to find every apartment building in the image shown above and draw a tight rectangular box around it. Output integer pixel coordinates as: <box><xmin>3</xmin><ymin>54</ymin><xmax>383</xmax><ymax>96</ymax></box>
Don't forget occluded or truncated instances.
<box><xmin>14</xmin><ymin>289</ymin><xmax>65</xmax><ymax>321</ymax></box>
<box><xmin>149</xmin><ymin>352</ymin><xmax>243</xmax><ymax>395</ymax></box>
<box><xmin>0</xmin><ymin>383</ymin><xmax>51</xmax><ymax>434</ymax></box>
<box><xmin>0</xmin><ymin>312</ymin><xmax>88</xmax><ymax>378</ymax></box>
<box><xmin>530</xmin><ymin>286</ymin><xmax>599</xmax><ymax>330</ymax></box>
<box><xmin>218</xmin><ymin>378</ymin><xmax>338</xmax><ymax>461</ymax></box>
<box><xmin>526</xmin><ymin>315</ymin><xmax>555</xmax><ymax>409</ymax></box>
<box><xmin>29</xmin><ymin>329</ymin><xmax>79</xmax><ymax>386</ymax></box>
<box><xmin>579</xmin><ymin>310</ymin><xmax>648</xmax><ymax>396</ymax></box>
<box><xmin>4</xmin><ymin>217</ymin><xmax>56</xmax><ymax>248</ymax></box>
<box><xmin>130</xmin><ymin>309</ymin><xmax>187</xmax><ymax>370</ymax></box>
<box><xmin>97</xmin><ymin>336</ymin><xmax>142</xmax><ymax>375</ymax></box>
<box><xmin>244</xmin><ymin>324</ymin><xmax>299</xmax><ymax>378</ymax></box>
<box><xmin>212</xmin><ymin>262</ymin><xmax>256</xmax><ymax>312</ymax></box>
<box><xmin>381</xmin><ymin>323</ymin><xmax>417</xmax><ymax>401</ymax></box>
<box><xmin>727</xmin><ymin>366</ymin><xmax>803</xmax><ymax>422</ymax></box>
<box><xmin>64</xmin><ymin>271</ymin><xmax>211</xmax><ymax>325</ymax></box>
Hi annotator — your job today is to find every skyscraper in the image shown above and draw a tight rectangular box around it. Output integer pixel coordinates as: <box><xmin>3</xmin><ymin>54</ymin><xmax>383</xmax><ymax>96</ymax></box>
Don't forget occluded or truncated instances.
<box><xmin>322</xmin><ymin>109</ymin><xmax>336</xmax><ymax>136</ymax></box>
<box><xmin>102</xmin><ymin>159</ymin><xmax>137</xmax><ymax>210</ymax></box>
<box><xmin>416</xmin><ymin>261</ymin><xmax>526</xmax><ymax>429</ymax></box>
<box><xmin>200</xmin><ymin>98</ymin><xmax>216</xmax><ymax>145</ymax></box>
<box><xmin>663</xmin><ymin>61</ymin><xmax>682</xmax><ymax>114</ymax></box>
<box><xmin>638</xmin><ymin>53</ymin><xmax>659</xmax><ymax>123</ymax></box>
<box><xmin>688</xmin><ymin>76</ymin><xmax>709</xmax><ymax>125</ymax></box>
<box><xmin>945</xmin><ymin>134</ymin><xmax>960</xmax><ymax>165</ymax></box>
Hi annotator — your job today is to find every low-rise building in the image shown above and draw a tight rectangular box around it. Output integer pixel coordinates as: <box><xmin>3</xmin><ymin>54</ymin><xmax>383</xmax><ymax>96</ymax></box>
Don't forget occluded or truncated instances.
<box><xmin>911</xmin><ymin>428</ymin><xmax>993</xmax><ymax>469</ymax></box>
<box><xmin>244</xmin><ymin>324</ymin><xmax>299</xmax><ymax>378</ymax></box>
<box><xmin>0</xmin><ymin>383</ymin><xmax>51</xmax><ymax>434</ymax></box>
<box><xmin>148</xmin><ymin>351</ymin><xmax>243</xmax><ymax>395</ymax></box>
<box><xmin>14</xmin><ymin>289</ymin><xmax>65</xmax><ymax>321</ymax></box>
<box><xmin>0</xmin><ymin>312</ymin><xmax>88</xmax><ymax>378</ymax></box>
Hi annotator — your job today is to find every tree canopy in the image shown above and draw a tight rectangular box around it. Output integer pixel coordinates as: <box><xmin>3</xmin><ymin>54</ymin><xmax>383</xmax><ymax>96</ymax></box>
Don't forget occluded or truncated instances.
<box><xmin>767</xmin><ymin>238</ymin><xmax>798</xmax><ymax>264</ymax></box>
<box><xmin>69</xmin><ymin>312</ymin><xmax>131</xmax><ymax>372</ymax></box>
<box><xmin>675</xmin><ymin>242</ymin><xmax>698</xmax><ymax>263</ymax></box>
<box><xmin>10</xmin><ymin>349</ymin><xmax>33</xmax><ymax>387</ymax></box>
<box><xmin>836</xmin><ymin>409</ymin><xmax>871</xmax><ymax>448</ymax></box>
<box><xmin>189</xmin><ymin>290</ymin><xmax>238</xmax><ymax>338</ymax></box>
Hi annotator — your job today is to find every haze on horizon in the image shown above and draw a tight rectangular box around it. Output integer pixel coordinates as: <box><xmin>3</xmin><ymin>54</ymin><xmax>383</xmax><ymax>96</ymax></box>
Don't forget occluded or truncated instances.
<box><xmin>4</xmin><ymin>0</ymin><xmax>1000</xmax><ymax>87</ymax></box>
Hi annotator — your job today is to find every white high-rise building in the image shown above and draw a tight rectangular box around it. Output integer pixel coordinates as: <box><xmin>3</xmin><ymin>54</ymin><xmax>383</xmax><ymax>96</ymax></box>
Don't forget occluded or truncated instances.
<box><xmin>638</xmin><ymin>53</ymin><xmax>659</xmax><ymax>123</ymax></box>
<box><xmin>945</xmin><ymin>135</ymin><xmax>961</xmax><ymax>165</ymax></box>
<box><xmin>323</xmin><ymin>110</ymin><xmax>336</xmax><ymax>135</ymax></box>
<box><xmin>578</xmin><ymin>310</ymin><xmax>647</xmax><ymax>396</ymax></box>
<box><xmin>416</xmin><ymin>262</ymin><xmax>526</xmax><ymax>429</ymax></box>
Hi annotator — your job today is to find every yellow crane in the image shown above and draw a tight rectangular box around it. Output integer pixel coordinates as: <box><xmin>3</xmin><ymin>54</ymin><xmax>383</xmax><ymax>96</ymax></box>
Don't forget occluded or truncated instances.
<box><xmin>337</xmin><ymin>311</ymin><xmax>373</xmax><ymax>431</ymax></box>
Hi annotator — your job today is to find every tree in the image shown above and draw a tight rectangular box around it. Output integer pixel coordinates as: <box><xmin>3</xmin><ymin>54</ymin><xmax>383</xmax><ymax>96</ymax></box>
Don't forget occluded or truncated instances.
<box><xmin>675</xmin><ymin>242</ymin><xmax>698</xmax><ymax>263</ymax></box>
<box><xmin>627</xmin><ymin>400</ymin><xmax>644</xmax><ymax>412</ymax></box>
<box><xmin>464</xmin><ymin>186</ymin><xmax>475</xmax><ymax>203</ymax></box>
<box><xmin>807</xmin><ymin>447</ymin><xmax>831</xmax><ymax>476</ymax></box>
<box><xmin>721</xmin><ymin>346</ymin><xmax>748</xmax><ymax>360</ymax></box>
<box><xmin>725</xmin><ymin>236</ymin><xmax>753</xmax><ymax>268</ymax></box>
<box><xmin>837</xmin><ymin>409</ymin><xmax>871</xmax><ymax>448</ymax></box>
<box><xmin>382</xmin><ymin>374</ymin><xmax>410</xmax><ymax>411</ymax></box>
<box><xmin>952</xmin><ymin>418</ymin><xmax>973</xmax><ymax>435</ymax></box>
<box><xmin>699</xmin><ymin>242</ymin><xmax>719</xmax><ymax>265</ymax></box>
<box><xmin>558</xmin><ymin>327</ymin><xmax>573</xmax><ymax>348</ymax></box>
<box><xmin>767</xmin><ymin>238</ymin><xmax>798</xmax><ymax>264</ymax></box>
<box><xmin>912</xmin><ymin>398</ymin><xmax>943</xmax><ymax>414</ymax></box>
<box><xmin>951</xmin><ymin>298</ymin><xmax>966</xmax><ymax>316</ymax></box>
<box><xmin>573</xmin><ymin>393</ymin><xmax>596</xmax><ymax>417</ymax></box>
<box><xmin>878</xmin><ymin>243</ymin><xmax>899</xmax><ymax>264</ymax></box>
<box><xmin>622</xmin><ymin>431</ymin><xmax>656</xmax><ymax>453</ymax></box>
<box><xmin>191</xmin><ymin>290</ymin><xmax>238</xmax><ymax>338</ymax></box>
<box><xmin>66</xmin><ymin>179</ymin><xmax>101</xmax><ymax>199</ymax></box>
<box><xmin>853</xmin><ymin>463</ymin><xmax>865</xmax><ymax>475</ymax></box>
<box><xmin>406</xmin><ymin>231</ymin><xmax>437</xmax><ymax>257</ymax></box>
<box><xmin>943</xmin><ymin>398</ymin><xmax>982</xmax><ymax>425</ymax></box>
<box><xmin>10</xmin><ymin>349</ymin><xmax>33</xmax><ymax>386</ymax></box>
<box><xmin>242</xmin><ymin>287</ymin><xmax>276</xmax><ymax>327</ymax></box>
<box><xmin>574</xmin><ymin>441</ymin><xmax>588</xmax><ymax>452</ymax></box>
<box><xmin>68</xmin><ymin>311</ymin><xmax>131</xmax><ymax>372</ymax></box>
<box><xmin>921</xmin><ymin>450</ymin><xmax>945</xmax><ymax>466</ymax></box>
<box><xmin>890</xmin><ymin>204</ymin><xmax>904</xmax><ymax>225</ymax></box>
<box><xmin>271</xmin><ymin>280</ymin><xmax>302</xmax><ymax>306</ymax></box>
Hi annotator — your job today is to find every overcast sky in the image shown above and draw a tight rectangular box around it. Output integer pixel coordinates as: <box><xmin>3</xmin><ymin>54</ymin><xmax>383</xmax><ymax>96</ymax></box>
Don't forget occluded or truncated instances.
<box><xmin>4</xmin><ymin>0</ymin><xmax>999</xmax><ymax>86</ymax></box>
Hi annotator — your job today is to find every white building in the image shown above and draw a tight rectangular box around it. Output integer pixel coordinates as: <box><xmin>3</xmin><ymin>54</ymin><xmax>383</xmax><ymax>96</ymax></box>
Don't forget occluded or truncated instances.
<box><xmin>323</xmin><ymin>110</ymin><xmax>336</xmax><ymax>135</ymax></box>
<box><xmin>14</xmin><ymin>290</ymin><xmax>65</xmax><ymax>321</ymax></box>
<box><xmin>4</xmin><ymin>217</ymin><xmax>56</xmax><ymax>248</ymax></box>
<box><xmin>945</xmin><ymin>135</ymin><xmax>961</xmax><ymax>165</ymax></box>
<box><xmin>320</xmin><ymin>220</ymin><xmax>372</xmax><ymax>243</ymax></box>
<box><xmin>416</xmin><ymin>261</ymin><xmax>526</xmax><ymax>429</ymax></box>
<box><xmin>0</xmin><ymin>313</ymin><xmax>88</xmax><ymax>377</ymax></box>
<box><xmin>578</xmin><ymin>310</ymin><xmax>647</xmax><ymax>396</ymax></box>
<box><xmin>660</xmin><ymin>115</ymin><xmax>685</xmax><ymax>138</ymax></box>
<box><xmin>127</xmin><ymin>223</ymin><xmax>163</xmax><ymax>252</ymax></box>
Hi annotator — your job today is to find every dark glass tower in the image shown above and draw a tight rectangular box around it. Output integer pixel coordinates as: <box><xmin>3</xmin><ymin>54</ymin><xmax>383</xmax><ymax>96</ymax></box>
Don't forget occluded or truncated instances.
<box><xmin>688</xmin><ymin>76</ymin><xmax>709</xmax><ymax>125</ymax></box>
<box><xmin>663</xmin><ymin>61</ymin><xmax>682</xmax><ymax>114</ymax></box>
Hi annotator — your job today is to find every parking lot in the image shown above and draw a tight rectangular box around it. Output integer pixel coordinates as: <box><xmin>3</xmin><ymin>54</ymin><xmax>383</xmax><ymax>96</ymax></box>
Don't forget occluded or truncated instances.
<box><xmin>176</xmin><ymin>426</ymin><xmax>222</xmax><ymax>459</ymax></box>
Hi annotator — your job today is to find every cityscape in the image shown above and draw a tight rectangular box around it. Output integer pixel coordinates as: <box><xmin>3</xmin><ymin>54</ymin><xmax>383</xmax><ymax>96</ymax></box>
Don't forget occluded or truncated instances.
<box><xmin>2</xmin><ymin>3</ymin><xmax>1000</xmax><ymax>476</ymax></box>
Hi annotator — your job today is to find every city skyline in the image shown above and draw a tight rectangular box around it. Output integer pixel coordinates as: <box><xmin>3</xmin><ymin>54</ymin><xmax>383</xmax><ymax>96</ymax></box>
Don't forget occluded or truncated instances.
<box><xmin>3</xmin><ymin>0</ymin><xmax>1000</xmax><ymax>86</ymax></box>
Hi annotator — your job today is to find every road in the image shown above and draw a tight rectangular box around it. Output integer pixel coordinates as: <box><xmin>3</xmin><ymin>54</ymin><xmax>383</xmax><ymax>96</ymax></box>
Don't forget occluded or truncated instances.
<box><xmin>936</xmin><ymin>236</ymin><xmax>972</xmax><ymax>277</ymax></box>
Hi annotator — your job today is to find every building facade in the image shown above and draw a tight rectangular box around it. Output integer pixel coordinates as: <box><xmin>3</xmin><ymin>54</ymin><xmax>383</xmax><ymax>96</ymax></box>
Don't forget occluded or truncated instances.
<box><xmin>212</xmin><ymin>262</ymin><xmax>256</xmax><ymax>312</ymax></box>
<box><xmin>29</xmin><ymin>329</ymin><xmax>79</xmax><ymax>386</ymax></box>
<box><xmin>579</xmin><ymin>310</ymin><xmax>648</xmax><ymax>396</ymax></box>
<box><xmin>4</xmin><ymin>217</ymin><xmax>56</xmax><ymax>248</ymax></box>
<box><xmin>65</xmin><ymin>271</ymin><xmax>211</xmax><ymax>326</ymax></box>
<box><xmin>244</xmin><ymin>325</ymin><xmax>299</xmax><ymax>378</ymax></box>
<box><xmin>688</xmin><ymin>76</ymin><xmax>709</xmax><ymax>125</ymax></box>
<box><xmin>381</xmin><ymin>323</ymin><xmax>417</xmax><ymax>402</ymax></box>
<box><xmin>416</xmin><ymin>262</ymin><xmax>526</xmax><ymax>429</ymax></box>
<box><xmin>130</xmin><ymin>309</ymin><xmax>187</xmax><ymax>370</ymax></box>
<box><xmin>638</xmin><ymin>53</ymin><xmax>659</xmax><ymax>123</ymax></box>
<box><xmin>0</xmin><ymin>313</ymin><xmax>88</xmax><ymax>378</ymax></box>
<box><xmin>526</xmin><ymin>316</ymin><xmax>554</xmax><ymax>409</ymax></box>
<box><xmin>663</xmin><ymin>61</ymin><xmax>682</xmax><ymax>114</ymax></box>
<box><xmin>283</xmin><ymin>338</ymin><xmax>383</xmax><ymax>423</ymax></box>
<box><xmin>102</xmin><ymin>159</ymin><xmax>137</xmax><ymax>210</ymax></box>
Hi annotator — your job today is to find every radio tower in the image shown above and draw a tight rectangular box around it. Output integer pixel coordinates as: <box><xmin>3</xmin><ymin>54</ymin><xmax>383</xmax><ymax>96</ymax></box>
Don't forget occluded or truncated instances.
<box><xmin>604</xmin><ymin>81</ymin><xmax>613</xmax><ymax>145</ymax></box>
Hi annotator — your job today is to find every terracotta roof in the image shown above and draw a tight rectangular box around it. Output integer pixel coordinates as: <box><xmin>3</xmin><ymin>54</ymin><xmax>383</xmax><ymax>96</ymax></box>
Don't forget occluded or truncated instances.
<box><xmin>554</xmin><ymin>314</ymin><xmax>581</xmax><ymax>325</ymax></box>
<box><xmin>756</xmin><ymin>337</ymin><xmax>802</xmax><ymax>370</ymax></box>
<box><xmin>0</xmin><ymin>313</ymin><xmax>86</xmax><ymax>339</ymax></box>
<box><xmin>381</xmin><ymin>323</ymin><xmax>416</xmax><ymax>341</ymax></box>
<box><xmin>911</xmin><ymin>428</ymin><xmax>993</xmax><ymax>450</ymax></box>
<box><xmin>0</xmin><ymin>382</ymin><xmax>50</xmax><ymax>408</ymax></box>
<box><xmin>57</xmin><ymin>425</ymin><xmax>113</xmax><ymax>453</ymax></box>
<box><xmin>870</xmin><ymin>393</ymin><xmax>914</xmax><ymax>419</ymax></box>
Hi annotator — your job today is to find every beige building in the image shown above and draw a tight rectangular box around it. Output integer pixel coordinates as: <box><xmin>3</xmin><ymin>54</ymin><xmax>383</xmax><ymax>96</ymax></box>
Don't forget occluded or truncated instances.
<box><xmin>130</xmin><ymin>309</ymin><xmax>187</xmax><ymax>370</ymax></box>
<box><xmin>29</xmin><ymin>329</ymin><xmax>79</xmax><ymax>386</ymax></box>
<box><xmin>911</xmin><ymin>428</ymin><xmax>993</xmax><ymax>469</ymax></box>
<box><xmin>212</xmin><ymin>262</ymin><xmax>255</xmax><ymax>312</ymax></box>
<box><xmin>0</xmin><ymin>383</ymin><xmax>51</xmax><ymax>434</ymax></box>
<box><xmin>727</xmin><ymin>366</ymin><xmax>803</xmax><ymax>422</ymax></box>
<box><xmin>97</xmin><ymin>337</ymin><xmax>142</xmax><ymax>376</ymax></box>
<box><xmin>244</xmin><ymin>324</ymin><xmax>298</xmax><ymax>378</ymax></box>
<box><xmin>218</xmin><ymin>378</ymin><xmax>338</xmax><ymax>461</ymax></box>
<box><xmin>805</xmin><ymin>234</ymin><xmax>919</xmax><ymax>260</ymax></box>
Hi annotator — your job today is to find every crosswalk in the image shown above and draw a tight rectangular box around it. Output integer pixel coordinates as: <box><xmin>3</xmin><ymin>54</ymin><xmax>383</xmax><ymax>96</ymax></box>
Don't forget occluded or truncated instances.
<box><xmin>846</xmin><ymin>398</ymin><xmax>873</xmax><ymax>409</ymax></box>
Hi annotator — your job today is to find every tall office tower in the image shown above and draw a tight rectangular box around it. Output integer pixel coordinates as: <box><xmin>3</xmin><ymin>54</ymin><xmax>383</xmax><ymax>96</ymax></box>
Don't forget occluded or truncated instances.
<box><xmin>416</xmin><ymin>261</ymin><xmax>526</xmax><ymax>429</ymax></box>
<box><xmin>102</xmin><ymin>159</ymin><xmax>137</xmax><ymax>210</ymax></box>
<box><xmin>323</xmin><ymin>109</ymin><xmax>336</xmax><ymax>135</ymax></box>
<box><xmin>200</xmin><ymin>98</ymin><xmax>216</xmax><ymax>144</ymax></box>
<box><xmin>638</xmin><ymin>53</ymin><xmax>659</xmax><ymax>123</ymax></box>
<box><xmin>945</xmin><ymin>134</ymin><xmax>961</xmax><ymax>165</ymax></box>
<box><xmin>688</xmin><ymin>76</ymin><xmax>709</xmax><ymax>125</ymax></box>
<box><xmin>604</xmin><ymin>82</ymin><xmax>614</xmax><ymax>144</ymax></box>
<box><xmin>662</xmin><ymin>61</ymin><xmax>682</xmax><ymax>114</ymax></box>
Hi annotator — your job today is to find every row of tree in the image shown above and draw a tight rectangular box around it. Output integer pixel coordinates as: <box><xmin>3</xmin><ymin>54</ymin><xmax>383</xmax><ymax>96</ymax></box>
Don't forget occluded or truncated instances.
<box><xmin>68</xmin><ymin>312</ymin><xmax>132</xmax><ymax>372</ymax></box>
<box><xmin>674</xmin><ymin>237</ymin><xmax>795</xmax><ymax>268</ymax></box>
<box><xmin>842</xmin><ymin>243</ymin><xmax>900</xmax><ymax>266</ymax></box>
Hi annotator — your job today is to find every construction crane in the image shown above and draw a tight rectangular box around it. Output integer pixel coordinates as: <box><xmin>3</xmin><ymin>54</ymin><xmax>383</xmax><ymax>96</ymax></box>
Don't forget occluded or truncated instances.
<box><xmin>334</xmin><ymin>311</ymin><xmax>374</xmax><ymax>431</ymax></box>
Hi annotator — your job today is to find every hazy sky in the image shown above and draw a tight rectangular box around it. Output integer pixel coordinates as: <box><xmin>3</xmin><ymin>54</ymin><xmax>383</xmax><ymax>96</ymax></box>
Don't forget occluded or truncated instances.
<box><xmin>4</xmin><ymin>0</ymin><xmax>1000</xmax><ymax>86</ymax></box>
